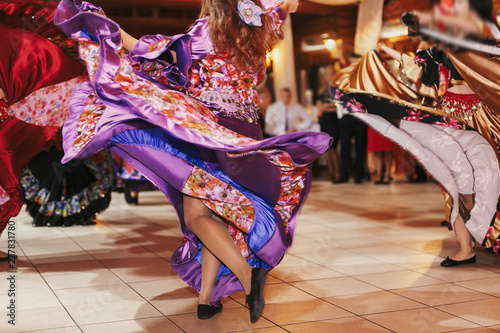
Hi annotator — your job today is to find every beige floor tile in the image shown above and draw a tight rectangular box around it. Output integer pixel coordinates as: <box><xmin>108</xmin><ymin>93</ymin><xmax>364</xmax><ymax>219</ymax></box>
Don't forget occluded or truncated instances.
<box><xmin>54</xmin><ymin>284</ymin><xmax>143</xmax><ymax>306</ymax></box>
<box><xmin>295</xmin><ymin>249</ymin><xmax>368</xmax><ymax>265</ymax></box>
<box><xmin>19</xmin><ymin>327</ymin><xmax>82</xmax><ymax>333</ymax></box>
<box><xmin>8</xmin><ymin>179</ymin><xmax>500</xmax><ymax>332</ymax></box>
<box><xmin>392</xmin><ymin>283</ymin><xmax>493</xmax><ymax>306</ymax></box>
<box><xmin>273</xmin><ymin>254</ymin><xmax>315</xmax><ymax>268</ymax></box>
<box><xmin>355</xmin><ymin>270</ymin><xmax>443</xmax><ymax>290</ymax></box>
<box><xmin>0</xmin><ymin>273</ymin><xmax>51</xmax><ymax>294</ymax></box>
<box><xmin>43</xmin><ymin>269</ymin><xmax>123</xmax><ymax>290</ymax></box>
<box><xmin>379</xmin><ymin>253</ymin><xmax>443</xmax><ymax>269</ymax></box>
<box><xmin>80</xmin><ymin>317</ymin><xmax>182</xmax><ymax>333</ymax></box>
<box><xmin>148</xmin><ymin>293</ymin><xmax>242</xmax><ymax>316</ymax></box>
<box><xmin>324</xmin><ymin>258</ymin><xmax>405</xmax><ymax>276</ymax></box>
<box><xmin>283</xmin><ymin>317</ymin><xmax>391</xmax><ymax>332</ymax></box>
<box><xmin>364</xmin><ymin>307</ymin><xmax>479</xmax><ymax>333</ymax></box>
<box><xmin>287</xmin><ymin>236</ymin><xmax>336</xmax><ymax>254</ymax></box>
<box><xmin>65</xmin><ymin>299</ymin><xmax>162</xmax><ymax>325</ymax></box>
<box><xmin>266</xmin><ymin>275</ymin><xmax>284</xmax><ymax>284</ymax></box>
<box><xmin>413</xmin><ymin>266</ymin><xmax>499</xmax><ymax>283</ymax></box>
<box><xmin>0</xmin><ymin>306</ymin><xmax>75</xmax><ymax>332</ymax></box>
<box><xmin>29</xmin><ymin>253</ymin><xmax>98</xmax><ymax>265</ymax></box>
<box><xmin>16</xmin><ymin>290</ymin><xmax>62</xmax><ymax>311</ymax></box>
<box><xmin>90</xmin><ymin>248</ymin><xmax>159</xmax><ymax>261</ymax></box>
<box><xmin>436</xmin><ymin>299</ymin><xmax>500</xmax><ymax>326</ymax></box>
<box><xmin>129</xmin><ymin>278</ymin><xmax>196</xmax><ymax>298</ymax></box>
<box><xmin>455</xmin><ymin>277</ymin><xmax>500</xmax><ymax>297</ymax></box>
<box><xmin>36</xmin><ymin>260</ymin><xmax>106</xmax><ymax>277</ymax></box>
<box><xmin>97</xmin><ymin>256</ymin><xmax>168</xmax><ymax>270</ymax></box>
<box><xmin>231</xmin><ymin>283</ymin><xmax>316</xmax><ymax>305</ymax></box>
<box><xmin>270</xmin><ymin>264</ymin><xmax>343</xmax><ymax>282</ymax></box>
<box><xmin>320</xmin><ymin>236</ymin><xmax>388</xmax><ymax>250</ymax></box>
<box><xmin>350</xmin><ymin>244</ymin><xmax>424</xmax><ymax>259</ymax></box>
<box><xmin>448</xmin><ymin>328</ymin><xmax>500</xmax><ymax>333</ymax></box>
<box><xmin>242</xmin><ymin>328</ymin><xmax>289</xmax><ymax>333</ymax></box>
<box><xmin>402</xmin><ymin>240</ymin><xmax>449</xmax><ymax>255</ymax></box>
<box><xmin>262</xmin><ymin>298</ymin><xmax>352</xmax><ymax>325</ymax></box>
<box><xmin>291</xmin><ymin>276</ymin><xmax>381</xmax><ymax>298</ymax></box>
<box><xmin>168</xmin><ymin>307</ymin><xmax>275</xmax><ymax>333</ymax></box>
<box><xmin>107</xmin><ymin>258</ymin><xmax>177</xmax><ymax>283</ymax></box>
<box><xmin>324</xmin><ymin>290</ymin><xmax>426</xmax><ymax>315</ymax></box>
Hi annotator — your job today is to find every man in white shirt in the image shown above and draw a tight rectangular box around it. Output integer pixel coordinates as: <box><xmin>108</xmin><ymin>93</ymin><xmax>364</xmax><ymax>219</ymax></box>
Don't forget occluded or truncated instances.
<box><xmin>265</xmin><ymin>88</ymin><xmax>314</xmax><ymax>136</ymax></box>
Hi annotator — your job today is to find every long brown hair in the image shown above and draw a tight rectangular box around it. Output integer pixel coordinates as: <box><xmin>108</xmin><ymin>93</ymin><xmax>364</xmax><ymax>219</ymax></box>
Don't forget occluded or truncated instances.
<box><xmin>199</xmin><ymin>0</ymin><xmax>281</xmax><ymax>74</ymax></box>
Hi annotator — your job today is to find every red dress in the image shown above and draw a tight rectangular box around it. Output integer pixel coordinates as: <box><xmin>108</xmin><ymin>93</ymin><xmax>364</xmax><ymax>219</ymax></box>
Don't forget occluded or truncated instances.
<box><xmin>368</xmin><ymin>128</ymin><xmax>398</xmax><ymax>152</ymax></box>
<box><xmin>0</xmin><ymin>0</ymin><xmax>86</xmax><ymax>230</ymax></box>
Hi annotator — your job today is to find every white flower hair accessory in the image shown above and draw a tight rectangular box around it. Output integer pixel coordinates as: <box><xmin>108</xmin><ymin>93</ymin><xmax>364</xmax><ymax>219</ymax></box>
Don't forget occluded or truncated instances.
<box><xmin>238</xmin><ymin>0</ymin><xmax>266</xmax><ymax>27</ymax></box>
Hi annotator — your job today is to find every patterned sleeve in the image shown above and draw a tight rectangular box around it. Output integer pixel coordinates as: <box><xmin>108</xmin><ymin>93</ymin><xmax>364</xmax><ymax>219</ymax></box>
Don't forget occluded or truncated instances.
<box><xmin>265</xmin><ymin>1</ymin><xmax>287</xmax><ymax>39</ymax></box>
<box><xmin>128</xmin><ymin>34</ymin><xmax>193</xmax><ymax>90</ymax></box>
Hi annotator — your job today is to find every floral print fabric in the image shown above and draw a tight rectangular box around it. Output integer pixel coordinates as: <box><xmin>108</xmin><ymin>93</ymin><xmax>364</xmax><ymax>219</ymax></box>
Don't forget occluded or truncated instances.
<box><xmin>6</xmin><ymin>76</ymin><xmax>87</xmax><ymax>127</ymax></box>
<box><xmin>181</xmin><ymin>166</ymin><xmax>255</xmax><ymax>257</ymax></box>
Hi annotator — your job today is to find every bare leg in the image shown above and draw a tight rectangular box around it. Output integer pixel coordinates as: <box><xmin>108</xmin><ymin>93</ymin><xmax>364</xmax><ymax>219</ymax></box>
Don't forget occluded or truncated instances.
<box><xmin>183</xmin><ymin>196</ymin><xmax>252</xmax><ymax>294</ymax></box>
<box><xmin>0</xmin><ymin>88</ymin><xmax>5</xmax><ymax>100</ymax></box>
<box><xmin>373</xmin><ymin>152</ymin><xmax>383</xmax><ymax>181</ymax></box>
<box><xmin>325</xmin><ymin>148</ymin><xmax>339</xmax><ymax>180</ymax></box>
<box><xmin>325</xmin><ymin>149</ymin><xmax>334</xmax><ymax>178</ymax></box>
<box><xmin>451</xmin><ymin>215</ymin><xmax>475</xmax><ymax>261</ymax></box>
<box><xmin>198</xmin><ymin>245</ymin><xmax>222</xmax><ymax>305</ymax></box>
<box><xmin>383</xmin><ymin>151</ymin><xmax>394</xmax><ymax>182</ymax></box>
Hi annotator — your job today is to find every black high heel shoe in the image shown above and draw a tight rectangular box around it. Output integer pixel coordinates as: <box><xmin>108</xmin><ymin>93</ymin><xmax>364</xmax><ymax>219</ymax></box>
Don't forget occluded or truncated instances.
<box><xmin>197</xmin><ymin>304</ymin><xmax>223</xmax><ymax>319</ymax></box>
<box><xmin>246</xmin><ymin>267</ymin><xmax>268</xmax><ymax>323</ymax></box>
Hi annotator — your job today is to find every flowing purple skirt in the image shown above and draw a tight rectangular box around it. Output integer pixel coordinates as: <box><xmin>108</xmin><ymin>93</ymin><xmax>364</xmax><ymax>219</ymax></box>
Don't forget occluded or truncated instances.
<box><xmin>55</xmin><ymin>0</ymin><xmax>332</xmax><ymax>304</ymax></box>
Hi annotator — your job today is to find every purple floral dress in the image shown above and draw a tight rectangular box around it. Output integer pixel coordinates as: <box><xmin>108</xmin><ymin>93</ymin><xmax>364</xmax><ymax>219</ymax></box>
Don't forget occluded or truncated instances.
<box><xmin>55</xmin><ymin>0</ymin><xmax>331</xmax><ymax>303</ymax></box>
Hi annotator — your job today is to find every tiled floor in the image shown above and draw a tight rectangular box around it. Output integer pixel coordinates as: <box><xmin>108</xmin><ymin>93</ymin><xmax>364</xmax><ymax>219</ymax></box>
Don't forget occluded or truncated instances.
<box><xmin>1</xmin><ymin>181</ymin><xmax>500</xmax><ymax>333</ymax></box>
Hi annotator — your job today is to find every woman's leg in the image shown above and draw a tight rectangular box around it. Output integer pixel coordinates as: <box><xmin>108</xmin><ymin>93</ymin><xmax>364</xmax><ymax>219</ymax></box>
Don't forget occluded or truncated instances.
<box><xmin>383</xmin><ymin>151</ymin><xmax>394</xmax><ymax>182</ymax></box>
<box><xmin>198</xmin><ymin>244</ymin><xmax>222</xmax><ymax>305</ymax></box>
<box><xmin>451</xmin><ymin>215</ymin><xmax>475</xmax><ymax>261</ymax></box>
<box><xmin>183</xmin><ymin>195</ymin><xmax>252</xmax><ymax>294</ymax></box>
<box><xmin>373</xmin><ymin>152</ymin><xmax>383</xmax><ymax>182</ymax></box>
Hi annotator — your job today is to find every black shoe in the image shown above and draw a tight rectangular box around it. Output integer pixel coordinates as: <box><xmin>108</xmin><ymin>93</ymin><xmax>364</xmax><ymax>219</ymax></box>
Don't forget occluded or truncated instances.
<box><xmin>197</xmin><ymin>304</ymin><xmax>223</xmax><ymax>319</ymax></box>
<box><xmin>374</xmin><ymin>176</ymin><xmax>384</xmax><ymax>185</ymax></box>
<box><xmin>440</xmin><ymin>255</ymin><xmax>476</xmax><ymax>267</ymax></box>
<box><xmin>332</xmin><ymin>177</ymin><xmax>348</xmax><ymax>184</ymax></box>
<box><xmin>354</xmin><ymin>178</ymin><xmax>362</xmax><ymax>184</ymax></box>
<box><xmin>246</xmin><ymin>267</ymin><xmax>268</xmax><ymax>323</ymax></box>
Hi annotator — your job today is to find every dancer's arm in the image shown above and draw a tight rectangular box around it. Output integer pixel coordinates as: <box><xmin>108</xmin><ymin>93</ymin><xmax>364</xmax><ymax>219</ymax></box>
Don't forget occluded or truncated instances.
<box><xmin>378</xmin><ymin>44</ymin><xmax>402</xmax><ymax>62</ymax></box>
<box><xmin>0</xmin><ymin>88</ymin><xmax>5</xmax><ymax>100</ymax></box>
<box><xmin>280</xmin><ymin>0</ymin><xmax>299</xmax><ymax>13</ymax></box>
<box><xmin>121</xmin><ymin>29</ymin><xmax>139</xmax><ymax>51</ymax></box>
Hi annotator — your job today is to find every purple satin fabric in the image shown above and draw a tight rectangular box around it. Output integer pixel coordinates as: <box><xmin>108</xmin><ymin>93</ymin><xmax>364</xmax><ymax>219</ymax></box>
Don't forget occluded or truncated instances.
<box><xmin>55</xmin><ymin>0</ymin><xmax>332</xmax><ymax>303</ymax></box>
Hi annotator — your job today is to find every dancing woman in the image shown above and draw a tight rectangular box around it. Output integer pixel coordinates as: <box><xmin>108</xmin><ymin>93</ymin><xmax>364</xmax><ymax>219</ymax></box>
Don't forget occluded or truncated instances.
<box><xmin>385</xmin><ymin>0</ymin><xmax>500</xmax><ymax>266</ymax></box>
<box><xmin>55</xmin><ymin>0</ymin><xmax>330</xmax><ymax>322</ymax></box>
<box><xmin>328</xmin><ymin>0</ymin><xmax>500</xmax><ymax>267</ymax></box>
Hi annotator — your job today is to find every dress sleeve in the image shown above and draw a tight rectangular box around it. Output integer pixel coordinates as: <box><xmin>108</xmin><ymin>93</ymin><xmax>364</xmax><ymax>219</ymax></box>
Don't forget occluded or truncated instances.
<box><xmin>128</xmin><ymin>34</ymin><xmax>193</xmax><ymax>90</ymax></box>
<box><xmin>264</xmin><ymin>1</ymin><xmax>287</xmax><ymax>39</ymax></box>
